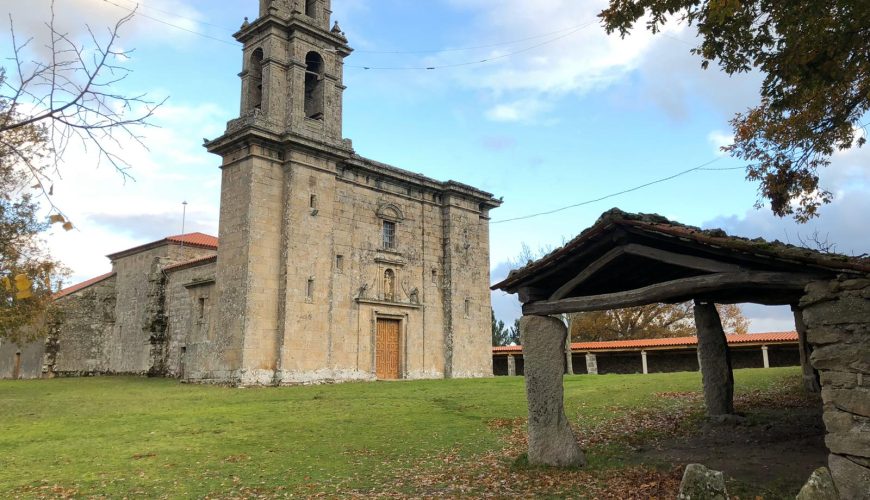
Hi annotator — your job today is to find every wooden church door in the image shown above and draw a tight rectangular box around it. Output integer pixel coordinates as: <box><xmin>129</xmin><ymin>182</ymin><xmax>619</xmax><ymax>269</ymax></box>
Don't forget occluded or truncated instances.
<box><xmin>376</xmin><ymin>319</ymin><xmax>401</xmax><ymax>380</ymax></box>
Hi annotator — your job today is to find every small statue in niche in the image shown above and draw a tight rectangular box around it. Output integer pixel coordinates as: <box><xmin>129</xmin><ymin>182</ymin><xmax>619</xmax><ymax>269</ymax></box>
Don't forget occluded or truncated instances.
<box><xmin>408</xmin><ymin>287</ymin><xmax>419</xmax><ymax>305</ymax></box>
<box><xmin>383</xmin><ymin>269</ymin><xmax>396</xmax><ymax>301</ymax></box>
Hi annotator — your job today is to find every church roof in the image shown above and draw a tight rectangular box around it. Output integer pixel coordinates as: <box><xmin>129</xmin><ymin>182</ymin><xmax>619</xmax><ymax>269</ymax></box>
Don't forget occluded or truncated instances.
<box><xmin>107</xmin><ymin>232</ymin><xmax>218</xmax><ymax>260</ymax></box>
<box><xmin>54</xmin><ymin>272</ymin><xmax>116</xmax><ymax>300</ymax></box>
<box><xmin>492</xmin><ymin>331</ymin><xmax>799</xmax><ymax>354</ymax></box>
<box><xmin>164</xmin><ymin>255</ymin><xmax>218</xmax><ymax>273</ymax></box>
<box><xmin>166</xmin><ymin>232</ymin><xmax>219</xmax><ymax>248</ymax></box>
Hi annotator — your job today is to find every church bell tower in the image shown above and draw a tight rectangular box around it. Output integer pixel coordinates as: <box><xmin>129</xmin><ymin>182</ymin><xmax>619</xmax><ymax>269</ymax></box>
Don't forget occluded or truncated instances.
<box><xmin>236</xmin><ymin>0</ymin><xmax>353</xmax><ymax>146</ymax></box>
<box><xmin>202</xmin><ymin>0</ymin><xmax>353</xmax><ymax>385</ymax></box>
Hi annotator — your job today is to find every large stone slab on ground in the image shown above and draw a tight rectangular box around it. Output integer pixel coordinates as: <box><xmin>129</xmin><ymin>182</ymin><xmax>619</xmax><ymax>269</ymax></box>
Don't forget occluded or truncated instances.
<box><xmin>795</xmin><ymin>467</ymin><xmax>839</xmax><ymax>500</ymax></box>
<box><xmin>520</xmin><ymin>315</ymin><xmax>586</xmax><ymax>467</ymax></box>
<box><xmin>677</xmin><ymin>463</ymin><xmax>728</xmax><ymax>500</ymax></box>
<box><xmin>829</xmin><ymin>454</ymin><xmax>870</xmax><ymax>499</ymax></box>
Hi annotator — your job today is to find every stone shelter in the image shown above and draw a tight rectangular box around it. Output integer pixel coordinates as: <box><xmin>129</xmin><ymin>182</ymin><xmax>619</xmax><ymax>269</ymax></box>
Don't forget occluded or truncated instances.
<box><xmin>492</xmin><ymin>331</ymin><xmax>801</xmax><ymax>376</ymax></box>
<box><xmin>492</xmin><ymin>208</ymin><xmax>870</xmax><ymax>497</ymax></box>
<box><xmin>0</xmin><ymin>0</ymin><xmax>501</xmax><ymax>386</ymax></box>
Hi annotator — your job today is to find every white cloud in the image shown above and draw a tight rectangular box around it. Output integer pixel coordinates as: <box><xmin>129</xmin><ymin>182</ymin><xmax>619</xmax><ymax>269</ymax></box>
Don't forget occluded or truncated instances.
<box><xmin>490</xmin><ymin>260</ymin><xmax>521</xmax><ymax>325</ymax></box>
<box><xmin>485</xmin><ymin>97</ymin><xmax>553</xmax><ymax>123</ymax></box>
<box><xmin>431</xmin><ymin>0</ymin><xmax>668</xmax><ymax>121</ymax></box>
<box><xmin>707</xmin><ymin>130</ymin><xmax>733</xmax><ymax>156</ymax></box>
<box><xmin>39</xmin><ymin>101</ymin><xmax>227</xmax><ymax>284</ymax></box>
<box><xmin>1</xmin><ymin>0</ymin><xmax>210</xmax><ymax>58</ymax></box>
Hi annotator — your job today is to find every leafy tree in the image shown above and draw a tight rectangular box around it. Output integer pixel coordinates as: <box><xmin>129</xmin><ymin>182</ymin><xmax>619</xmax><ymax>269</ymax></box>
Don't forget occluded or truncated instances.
<box><xmin>569</xmin><ymin>302</ymin><xmax>749</xmax><ymax>342</ymax></box>
<box><xmin>491</xmin><ymin>309</ymin><xmax>520</xmax><ymax>346</ymax></box>
<box><xmin>600</xmin><ymin>0</ymin><xmax>870</xmax><ymax>221</ymax></box>
<box><xmin>0</xmin><ymin>108</ymin><xmax>61</xmax><ymax>343</ymax></box>
<box><xmin>1</xmin><ymin>3</ymin><xmax>160</xmax><ymax>341</ymax></box>
<box><xmin>508</xmin><ymin>319</ymin><xmax>520</xmax><ymax>345</ymax></box>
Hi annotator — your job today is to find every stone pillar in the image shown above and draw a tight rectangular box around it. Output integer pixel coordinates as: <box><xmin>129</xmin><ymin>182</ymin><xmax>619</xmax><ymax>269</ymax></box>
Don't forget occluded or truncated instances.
<box><xmin>800</xmin><ymin>276</ymin><xmax>870</xmax><ymax>498</ymax></box>
<box><xmin>585</xmin><ymin>353</ymin><xmax>598</xmax><ymax>375</ymax></box>
<box><xmin>762</xmin><ymin>346</ymin><xmax>769</xmax><ymax>368</ymax></box>
<box><xmin>520</xmin><ymin>315</ymin><xmax>586</xmax><ymax>467</ymax></box>
<box><xmin>792</xmin><ymin>306</ymin><xmax>821</xmax><ymax>393</ymax></box>
<box><xmin>507</xmin><ymin>355</ymin><xmax>516</xmax><ymax>377</ymax></box>
<box><xmin>694</xmin><ymin>301</ymin><xmax>735</xmax><ymax>416</ymax></box>
<box><xmin>641</xmin><ymin>350</ymin><xmax>648</xmax><ymax>374</ymax></box>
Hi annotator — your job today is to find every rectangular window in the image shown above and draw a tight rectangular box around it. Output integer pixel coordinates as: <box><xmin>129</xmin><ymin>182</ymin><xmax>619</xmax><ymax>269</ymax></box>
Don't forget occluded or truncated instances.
<box><xmin>306</xmin><ymin>278</ymin><xmax>315</xmax><ymax>300</ymax></box>
<box><xmin>198</xmin><ymin>297</ymin><xmax>206</xmax><ymax>319</ymax></box>
<box><xmin>464</xmin><ymin>298</ymin><xmax>471</xmax><ymax>317</ymax></box>
<box><xmin>336</xmin><ymin>254</ymin><xmax>344</xmax><ymax>272</ymax></box>
<box><xmin>382</xmin><ymin>221</ymin><xmax>396</xmax><ymax>249</ymax></box>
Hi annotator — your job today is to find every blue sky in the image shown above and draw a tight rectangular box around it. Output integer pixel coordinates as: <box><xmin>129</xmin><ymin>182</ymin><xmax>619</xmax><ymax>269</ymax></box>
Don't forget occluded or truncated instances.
<box><xmin>4</xmin><ymin>0</ymin><xmax>868</xmax><ymax>331</ymax></box>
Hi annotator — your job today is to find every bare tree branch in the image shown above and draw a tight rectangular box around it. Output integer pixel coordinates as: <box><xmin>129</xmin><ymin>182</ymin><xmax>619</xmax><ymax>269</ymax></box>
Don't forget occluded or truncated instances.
<box><xmin>1</xmin><ymin>0</ymin><xmax>166</xmax><ymax>215</ymax></box>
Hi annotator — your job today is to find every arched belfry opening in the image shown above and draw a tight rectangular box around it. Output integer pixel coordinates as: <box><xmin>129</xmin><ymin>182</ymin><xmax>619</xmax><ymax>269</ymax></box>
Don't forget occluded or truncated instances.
<box><xmin>305</xmin><ymin>0</ymin><xmax>317</xmax><ymax>17</ymax></box>
<box><xmin>304</xmin><ymin>51</ymin><xmax>325</xmax><ymax>120</ymax></box>
<box><xmin>250</xmin><ymin>48</ymin><xmax>264</xmax><ymax>111</ymax></box>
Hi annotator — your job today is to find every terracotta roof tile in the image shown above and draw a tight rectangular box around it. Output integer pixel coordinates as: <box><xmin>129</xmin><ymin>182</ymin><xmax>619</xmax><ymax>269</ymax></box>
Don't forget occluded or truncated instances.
<box><xmin>492</xmin><ymin>331</ymin><xmax>798</xmax><ymax>354</ymax></box>
<box><xmin>53</xmin><ymin>272</ymin><xmax>115</xmax><ymax>299</ymax></box>
<box><xmin>106</xmin><ymin>232</ymin><xmax>218</xmax><ymax>260</ymax></box>
<box><xmin>164</xmin><ymin>255</ymin><xmax>218</xmax><ymax>273</ymax></box>
<box><xmin>165</xmin><ymin>232</ymin><xmax>218</xmax><ymax>249</ymax></box>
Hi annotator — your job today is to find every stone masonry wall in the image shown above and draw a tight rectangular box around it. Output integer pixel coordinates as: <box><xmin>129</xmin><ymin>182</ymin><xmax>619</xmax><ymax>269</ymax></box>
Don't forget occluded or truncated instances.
<box><xmin>275</xmin><ymin>151</ymin><xmax>454</xmax><ymax>383</ymax></box>
<box><xmin>0</xmin><ymin>338</ymin><xmax>45</xmax><ymax>379</ymax></box>
<box><xmin>800</xmin><ymin>275</ymin><xmax>870</xmax><ymax>499</ymax></box>
<box><xmin>164</xmin><ymin>262</ymin><xmax>217</xmax><ymax>380</ymax></box>
<box><xmin>50</xmin><ymin>276</ymin><xmax>117</xmax><ymax>376</ymax></box>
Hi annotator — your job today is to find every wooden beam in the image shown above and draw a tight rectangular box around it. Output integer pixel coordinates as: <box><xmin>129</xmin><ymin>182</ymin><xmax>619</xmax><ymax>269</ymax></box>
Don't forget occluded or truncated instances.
<box><xmin>518</xmin><ymin>286</ymin><xmax>549</xmax><ymax>303</ymax></box>
<box><xmin>524</xmin><ymin>272</ymin><xmax>816</xmax><ymax>316</ymax></box>
<box><xmin>622</xmin><ymin>243</ymin><xmax>743</xmax><ymax>273</ymax></box>
<box><xmin>549</xmin><ymin>247</ymin><xmax>625</xmax><ymax>300</ymax></box>
<box><xmin>549</xmin><ymin>243</ymin><xmax>744</xmax><ymax>301</ymax></box>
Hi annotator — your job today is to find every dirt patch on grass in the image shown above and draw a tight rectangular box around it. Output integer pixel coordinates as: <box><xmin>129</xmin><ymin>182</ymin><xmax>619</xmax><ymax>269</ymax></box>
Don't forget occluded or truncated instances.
<box><xmin>631</xmin><ymin>383</ymin><xmax>826</xmax><ymax>498</ymax></box>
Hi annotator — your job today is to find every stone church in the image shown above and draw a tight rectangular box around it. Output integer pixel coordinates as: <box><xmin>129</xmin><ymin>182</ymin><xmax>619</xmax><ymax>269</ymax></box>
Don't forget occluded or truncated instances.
<box><xmin>0</xmin><ymin>0</ymin><xmax>501</xmax><ymax>385</ymax></box>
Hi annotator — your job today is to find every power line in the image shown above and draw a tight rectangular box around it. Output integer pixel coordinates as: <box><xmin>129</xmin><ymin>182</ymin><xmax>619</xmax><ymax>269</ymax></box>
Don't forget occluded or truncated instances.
<box><xmin>108</xmin><ymin>0</ymin><xmax>233</xmax><ymax>31</ymax></box>
<box><xmin>98</xmin><ymin>0</ymin><xmax>597</xmax><ymax>70</ymax></box>
<box><xmin>491</xmin><ymin>157</ymin><xmax>736</xmax><ymax>224</ymax></box>
<box><xmin>101</xmin><ymin>0</ymin><xmax>238</xmax><ymax>46</ymax></box>
<box><xmin>347</xmin><ymin>22</ymin><xmax>596</xmax><ymax>71</ymax></box>
<box><xmin>355</xmin><ymin>23</ymin><xmax>594</xmax><ymax>54</ymax></box>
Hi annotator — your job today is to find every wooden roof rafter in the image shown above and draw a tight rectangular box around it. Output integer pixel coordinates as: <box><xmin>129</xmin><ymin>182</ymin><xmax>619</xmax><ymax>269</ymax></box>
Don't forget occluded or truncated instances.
<box><xmin>548</xmin><ymin>243</ymin><xmax>745</xmax><ymax>301</ymax></box>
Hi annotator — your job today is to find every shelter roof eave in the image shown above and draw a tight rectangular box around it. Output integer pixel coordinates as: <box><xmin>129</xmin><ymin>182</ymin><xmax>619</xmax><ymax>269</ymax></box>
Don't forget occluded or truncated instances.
<box><xmin>491</xmin><ymin>208</ymin><xmax>869</xmax><ymax>311</ymax></box>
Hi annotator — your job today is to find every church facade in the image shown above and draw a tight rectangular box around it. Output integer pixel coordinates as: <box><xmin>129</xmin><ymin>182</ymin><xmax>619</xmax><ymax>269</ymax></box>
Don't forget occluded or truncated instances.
<box><xmin>0</xmin><ymin>0</ymin><xmax>501</xmax><ymax>385</ymax></box>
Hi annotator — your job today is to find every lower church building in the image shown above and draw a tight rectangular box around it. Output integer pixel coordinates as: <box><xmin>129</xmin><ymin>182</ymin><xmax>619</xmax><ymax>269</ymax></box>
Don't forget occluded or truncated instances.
<box><xmin>0</xmin><ymin>0</ymin><xmax>501</xmax><ymax>385</ymax></box>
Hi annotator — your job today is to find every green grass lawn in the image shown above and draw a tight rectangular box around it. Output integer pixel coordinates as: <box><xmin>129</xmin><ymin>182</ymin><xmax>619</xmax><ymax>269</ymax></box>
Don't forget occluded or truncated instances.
<box><xmin>0</xmin><ymin>367</ymin><xmax>804</xmax><ymax>498</ymax></box>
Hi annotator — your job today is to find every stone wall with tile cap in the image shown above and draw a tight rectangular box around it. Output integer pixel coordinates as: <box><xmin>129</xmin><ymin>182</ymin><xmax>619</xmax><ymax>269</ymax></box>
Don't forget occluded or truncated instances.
<box><xmin>800</xmin><ymin>275</ymin><xmax>870</xmax><ymax>499</ymax></box>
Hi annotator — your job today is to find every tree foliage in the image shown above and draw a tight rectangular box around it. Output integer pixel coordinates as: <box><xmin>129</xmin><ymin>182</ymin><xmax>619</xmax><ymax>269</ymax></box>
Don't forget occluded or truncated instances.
<box><xmin>492</xmin><ymin>309</ymin><xmax>520</xmax><ymax>346</ymax></box>
<box><xmin>569</xmin><ymin>302</ymin><xmax>749</xmax><ymax>342</ymax></box>
<box><xmin>600</xmin><ymin>0</ymin><xmax>870</xmax><ymax>221</ymax></box>
<box><xmin>1</xmin><ymin>3</ymin><xmax>159</xmax><ymax>341</ymax></box>
<box><xmin>0</xmin><ymin>103</ymin><xmax>60</xmax><ymax>343</ymax></box>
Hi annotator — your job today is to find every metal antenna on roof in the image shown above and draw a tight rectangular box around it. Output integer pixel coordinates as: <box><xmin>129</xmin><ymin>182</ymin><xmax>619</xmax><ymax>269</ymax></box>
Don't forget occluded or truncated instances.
<box><xmin>181</xmin><ymin>201</ymin><xmax>188</xmax><ymax>252</ymax></box>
